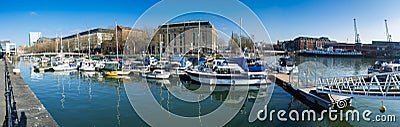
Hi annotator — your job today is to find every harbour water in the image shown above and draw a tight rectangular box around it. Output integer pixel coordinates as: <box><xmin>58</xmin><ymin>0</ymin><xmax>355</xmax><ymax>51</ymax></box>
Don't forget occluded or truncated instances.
<box><xmin>17</xmin><ymin>56</ymin><xmax>398</xmax><ymax>127</ymax></box>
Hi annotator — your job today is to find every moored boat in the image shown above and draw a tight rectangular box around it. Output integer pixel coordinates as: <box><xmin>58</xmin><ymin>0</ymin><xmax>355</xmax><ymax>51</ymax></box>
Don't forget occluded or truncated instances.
<box><xmin>273</xmin><ymin>57</ymin><xmax>298</xmax><ymax>74</ymax></box>
<box><xmin>185</xmin><ymin>58</ymin><xmax>267</xmax><ymax>86</ymax></box>
<box><xmin>51</xmin><ymin>63</ymin><xmax>77</xmax><ymax>71</ymax></box>
<box><xmin>368</xmin><ymin>60</ymin><xmax>388</xmax><ymax>74</ymax></box>
<box><xmin>141</xmin><ymin>69</ymin><xmax>171</xmax><ymax>79</ymax></box>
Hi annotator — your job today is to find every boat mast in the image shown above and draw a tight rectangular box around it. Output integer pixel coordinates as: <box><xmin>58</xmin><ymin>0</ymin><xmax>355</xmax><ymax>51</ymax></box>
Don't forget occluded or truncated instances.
<box><xmin>77</xmin><ymin>33</ymin><xmax>80</xmax><ymax>57</ymax></box>
<box><xmin>60</xmin><ymin>32</ymin><xmax>63</xmax><ymax>54</ymax></box>
<box><xmin>68</xmin><ymin>39</ymin><xmax>70</xmax><ymax>57</ymax></box>
<box><xmin>239</xmin><ymin>17</ymin><xmax>242</xmax><ymax>53</ymax></box>
<box><xmin>56</xmin><ymin>33</ymin><xmax>58</xmax><ymax>53</ymax></box>
<box><xmin>190</xmin><ymin>21</ymin><xmax>193</xmax><ymax>55</ymax></box>
<box><xmin>159</xmin><ymin>34</ymin><xmax>162</xmax><ymax>60</ymax></box>
<box><xmin>88</xmin><ymin>26</ymin><xmax>91</xmax><ymax>59</ymax></box>
<box><xmin>115</xmin><ymin>20</ymin><xmax>119</xmax><ymax>59</ymax></box>
<box><xmin>67</xmin><ymin>39</ymin><xmax>71</xmax><ymax>55</ymax></box>
<box><xmin>165</xmin><ymin>24</ymin><xmax>169</xmax><ymax>60</ymax></box>
<box><xmin>385</xmin><ymin>19</ymin><xmax>392</xmax><ymax>42</ymax></box>
<box><xmin>197</xmin><ymin>20</ymin><xmax>200</xmax><ymax>65</ymax></box>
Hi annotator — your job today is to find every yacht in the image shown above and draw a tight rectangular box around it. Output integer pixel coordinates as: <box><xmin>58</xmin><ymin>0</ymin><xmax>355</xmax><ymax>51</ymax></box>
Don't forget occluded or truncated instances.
<box><xmin>52</xmin><ymin>63</ymin><xmax>77</xmax><ymax>71</ymax></box>
<box><xmin>102</xmin><ymin>61</ymin><xmax>119</xmax><ymax>77</ymax></box>
<box><xmin>51</xmin><ymin>57</ymin><xmax>77</xmax><ymax>71</ymax></box>
<box><xmin>79</xmin><ymin>60</ymin><xmax>96</xmax><ymax>71</ymax></box>
<box><xmin>274</xmin><ymin>57</ymin><xmax>298</xmax><ymax>74</ymax></box>
<box><xmin>246</xmin><ymin>57</ymin><xmax>266</xmax><ymax>72</ymax></box>
<box><xmin>382</xmin><ymin>63</ymin><xmax>400</xmax><ymax>73</ymax></box>
<box><xmin>367</xmin><ymin>60</ymin><xmax>388</xmax><ymax>74</ymax></box>
<box><xmin>102</xmin><ymin>61</ymin><xmax>130</xmax><ymax>76</ymax></box>
<box><xmin>185</xmin><ymin>58</ymin><xmax>267</xmax><ymax>86</ymax></box>
<box><xmin>141</xmin><ymin>69</ymin><xmax>171</xmax><ymax>79</ymax></box>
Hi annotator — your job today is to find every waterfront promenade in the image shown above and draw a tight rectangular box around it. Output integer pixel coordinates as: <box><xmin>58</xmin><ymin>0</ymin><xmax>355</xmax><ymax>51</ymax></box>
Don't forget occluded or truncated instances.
<box><xmin>0</xmin><ymin>60</ymin><xmax>58</xmax><ymax>126</ymax></box>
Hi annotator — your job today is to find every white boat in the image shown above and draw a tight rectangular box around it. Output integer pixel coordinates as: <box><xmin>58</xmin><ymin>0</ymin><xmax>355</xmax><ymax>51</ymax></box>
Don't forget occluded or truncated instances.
<box><xmin>142</xmin><ymin>69</ymin><xmax>171</xmax><ymax>79</ymax></box>
<box><xmin>382</xmin><ymin>63</ymin><xmax>400</xmax><ymax>73</ymax></box>
<box><xmin>272</xmin><ymin>57</ymin><xmax>298</xmax><ymax>74</ymax></box>
<box><xmin>80</xmin><ymin>65</ymin><xmax>96</xmax><ymax>71</ymax></box>
<box><xmin>117</xmin><ymin>69</ymin><xmax>131</xmax><ymax>75</ymax></box>
<box><xmin>79</xmin><ymin>61</ymin><xmax>96</xmax><ymax>71</ymax></box>
<box><xmin>185</xmin><ymin>59</ymin><xmax>267</xmax><ymax>85</ymax></box>
<box><xmin>52</xmin><ymin>63</ymin><xmax>77</xmax><ymax>71</ymax></box>
<box><xmin>171</xmin><ymin>60</ymin><xmax>192</xmax><ymax>76</ymax></box>
<box><xmin>368</xmin><ymin>60</ymin><xmax>388</xmax><ymax>74</ymax></box>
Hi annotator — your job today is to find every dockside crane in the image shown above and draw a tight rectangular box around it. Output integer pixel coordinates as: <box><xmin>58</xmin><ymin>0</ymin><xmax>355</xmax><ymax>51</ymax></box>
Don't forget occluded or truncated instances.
<box><xmin>385</xmin><ymin>19</ymin><xmax>392</xmax><ymax>42</ymax></box>
<box><xmin>354</xmin><ymin>18</ymin><xmax>361</xmax><ymax>43</ymax></box>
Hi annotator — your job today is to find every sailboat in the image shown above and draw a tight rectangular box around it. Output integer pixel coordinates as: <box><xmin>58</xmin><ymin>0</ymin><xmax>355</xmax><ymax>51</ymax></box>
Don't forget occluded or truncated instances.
<box><xmin>51</xmin><ymin>33</ymin><xmax>78</xmax><ymax>71</ymax></box>
<box><xmin>103</xmin><ymin>61</ymin><xmax>119</xmax><ymax>78</ymax></box>
<box><xmin>185</xmin><ymin>57</ymin><xmax>267</xmax><ymax>85</ymax></box>
<box><xmin>141</xmin><ymin>33</ymin><xmax>171</xmax><ymax>79</ymax></box>
<box><xmin>79</xmin><ymin>27</ymin><xmax>96</xmax><ymax>72</ymax></box>
<box><xmin>103</xmin><ymin>21</ymin><xmax>130</xmax><ymax>77</ymax></box>
<box><xmin>184</xmin><ymin>21</ymin><xmax>267</xmax><ymax>85</ymax></box>
<box><xmin>115</xmin><ymin>23</ymin><xmax>131</xmax><ymax>75</ymax></box>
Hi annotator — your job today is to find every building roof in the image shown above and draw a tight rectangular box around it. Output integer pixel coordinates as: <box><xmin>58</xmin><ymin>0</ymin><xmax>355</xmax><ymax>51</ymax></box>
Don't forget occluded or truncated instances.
<box><xmin>62</xmin><ymin>28</ymin><xmax>113</xmax><ymax>40</ymax></box>
<box><xmin>158</xmin><ymin>21</ymin><xmax>214</xmax><ymax>28</ymax></box>
<box><xmin>372</xmin><ymin>41</ymin><xmax>400</xmax><ymax>45</ymax></box>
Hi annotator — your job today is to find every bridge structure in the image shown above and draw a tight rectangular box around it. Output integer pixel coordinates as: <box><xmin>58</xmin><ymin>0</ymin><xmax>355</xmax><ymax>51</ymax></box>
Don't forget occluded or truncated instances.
<box><xmin>315</xmin><ymin>72</ymin><xmax>400</xmax><ymax>100</ymax></box>
<box><xmin>262</xmin><ymin>50</ymin><xmax>286</xmax><ymax>54</ymax></box>
<box><xmin>19</xmin><ymin>52</ymin><xmax>85</xmax><ymax>57</ymax></box>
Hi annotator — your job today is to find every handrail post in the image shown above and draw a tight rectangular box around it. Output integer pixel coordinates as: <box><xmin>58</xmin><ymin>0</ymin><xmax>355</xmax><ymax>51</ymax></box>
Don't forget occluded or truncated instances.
<box><xmin>4</xmin><ymin>60</ymin><xmax>13</xmax><ymax>127</ymax></box>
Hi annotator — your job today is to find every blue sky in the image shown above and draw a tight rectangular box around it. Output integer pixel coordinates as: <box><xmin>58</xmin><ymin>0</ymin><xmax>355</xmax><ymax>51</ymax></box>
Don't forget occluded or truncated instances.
<box><xmin>1</xmin><ymin>0</ymin><xmax>400</xmax><ymax>46</ymax></box>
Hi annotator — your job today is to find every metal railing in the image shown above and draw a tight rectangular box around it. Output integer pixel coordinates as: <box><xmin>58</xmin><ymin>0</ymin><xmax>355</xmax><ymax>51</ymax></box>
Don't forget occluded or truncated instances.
<box><xmin>316</xmin><ymin>72</ymin><xmax>400</xmax><ymax>99</ymax></box>
<box><xmin>4</xmin><ymin>59</ymin><xmax>14</xmax><ymax>127</ymax></box>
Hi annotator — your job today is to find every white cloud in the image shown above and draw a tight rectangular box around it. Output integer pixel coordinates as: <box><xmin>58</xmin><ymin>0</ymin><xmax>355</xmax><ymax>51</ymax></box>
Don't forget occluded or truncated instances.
<box><xmin>30</xmin><ymin>11</ymin><xmax>39</xmax><ymax>16</ymax></box>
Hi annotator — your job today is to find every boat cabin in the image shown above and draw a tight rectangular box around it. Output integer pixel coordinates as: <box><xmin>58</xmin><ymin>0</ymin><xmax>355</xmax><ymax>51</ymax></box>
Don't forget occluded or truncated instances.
<box><xmin>214</xmin><ymin>65</ymin><xmax>242</xmax><ymax>74</ymax></box>
<box><xmin>103</xmin><ymin>62</ymin><xmax>119</xmax><ymax>71</ymax></box>
<box><xmin>279</xmin><ymin>57</ymin><xmax>296</xmax><ymax>67</ymax></box>
<box><xmin>382</xmin><ymin>64</ymin><xmax>400</xmax><ymax>73</ymax></box>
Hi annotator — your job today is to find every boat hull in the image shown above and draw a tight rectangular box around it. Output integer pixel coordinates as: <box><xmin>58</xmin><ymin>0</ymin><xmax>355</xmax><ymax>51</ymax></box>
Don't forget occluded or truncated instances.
<box><xmin>185</xmin><ymin>70</ymin><xmax>266</xmax><ymax>86</ymax></box>
<box><xmin>141</xmin><ymin>73</ymin><xmax>170</xmax><ymax>79</ymax></box>
<box><xmin>79</xmin><ymin>67</ymin><xmax>96</xmax><ymax>71</ymax></box>
<box><xmin>117</xmin><ymin>71</ymin><xmax>131</xmax><ymax>75</ymax></box>
<box><xmin>104</xmin><ymin>71</ymin><xmax>118</xmax><ymax>77</ymax></box>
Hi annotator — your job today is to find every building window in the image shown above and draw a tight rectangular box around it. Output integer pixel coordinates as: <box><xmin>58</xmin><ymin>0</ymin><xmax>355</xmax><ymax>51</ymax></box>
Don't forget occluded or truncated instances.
<box><xmin>168</xmin><ymin>34</ymin><xmax>171</xmax><ymax>44</ymax></box>
<box><xmin>202</xmin><ymin>32</ymin><xmax>205</xmax><ymax>46</ymax></box>
<box><xmin>162</xmin><ymin>34</ymin><xmax>165</xmax><ymax>42</ymax></box>
<box><xmin>174</xmin><ymin>34</ymin><xmax>177</xmax><ymax>46</ymax></box>
<box><xmin>180</xmin><ymin>48</ymin><xmax>182</xmax><ymax>53</ymax></box>
<box><xmin>174</xmin><ymin>48</ymin><xmax>177</xmax><ymax>53</ymax></box>
<box><xmin>180</xmin><ymin>33</ymin><xmax>182</xmax><ymax>46</ymax></box>
<box><xmin>193</xmin><ymin>32</ymin><xmax>196</xmax><ymax>46</ymax></box>
<box><xmin>183</xmin><ymin>33</ymin><xmax>186</xmax><ymax>52</ymax></box>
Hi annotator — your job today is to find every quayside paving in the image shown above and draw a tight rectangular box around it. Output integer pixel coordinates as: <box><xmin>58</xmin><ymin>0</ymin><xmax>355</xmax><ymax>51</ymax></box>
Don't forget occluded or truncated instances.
<box><xmin>1</xmin><ymin>60</ymin><xmax>58</xmax><ymax>127</ymax></box>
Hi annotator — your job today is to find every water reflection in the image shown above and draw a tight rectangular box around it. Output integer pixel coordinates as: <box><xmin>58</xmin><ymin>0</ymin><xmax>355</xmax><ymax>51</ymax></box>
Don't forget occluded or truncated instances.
<box><xmin>116</xmin><ymin>83</ymin><xmax>122</xmax><ymax>126</ymax></box>
<box><xmin>18</xmin><ymin>59</ymin><xmax>397</xmax><ymax>127</ymax></box>
<box><xmin>294</xmin><ymin>56</ymin><xmax>374</xmax><ymax>77</ymax></box>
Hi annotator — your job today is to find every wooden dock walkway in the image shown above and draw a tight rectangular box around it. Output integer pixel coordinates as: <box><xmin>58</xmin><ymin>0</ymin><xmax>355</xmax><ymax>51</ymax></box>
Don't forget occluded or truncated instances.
<box><xmin>270</xmin><ymin>73</ymin><xmax>352</xmax><ymax>109</ymax></box>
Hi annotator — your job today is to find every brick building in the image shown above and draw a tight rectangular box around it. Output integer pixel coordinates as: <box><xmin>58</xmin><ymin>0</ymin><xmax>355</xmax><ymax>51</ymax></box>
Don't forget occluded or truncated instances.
<box><xmin>148</xmin><ymin>21</ymin><xmax>218</xmax><ymax>55</ymax></box>
<box><xmin>60</xmin><ymin>26</ymin><xmax>146</xmax><ymax>55</ymax></box>
<box><xmin>279</xmin><ymin>37</ymin><xmax>337</xmax><ymax>52</ymax></box>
